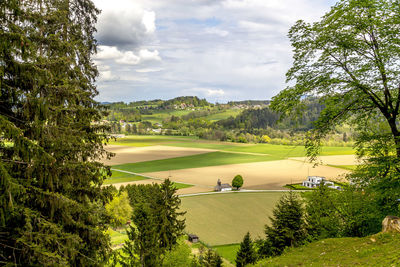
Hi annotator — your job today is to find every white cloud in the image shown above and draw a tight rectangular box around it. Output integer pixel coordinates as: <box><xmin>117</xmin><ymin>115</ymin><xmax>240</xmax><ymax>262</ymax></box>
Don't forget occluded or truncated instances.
<box><xmin>94</xmin><ymin>46</ymin><xmax>123</xmax><ymax>60</ymax></box>
<box><xmin>92</xmin><ymin>0</ymin><xmax>338</xmax><ymax>102</ymax></box>
<box><xmin>187</xmin><ymin>87</ymin><xmax>225</xmax><ymax>97</ymax></box>
<box><xmin>204</xmin><ymin>27</ymin><xmax>229</xmax><ymax>37</ymax></box>
<box><xmin>95</xmin><ymin>46</ymin><xmax>161</xmax><ymax>65</ymax></box>
<box><xmin>138</xmin><ymin>49</ymin><xmax>161</xmax><ymax>62</ymax></box>
<box><xmin>99</xmin><ymin>70</ymin><xmax>119</xmax><ymax>82</ymax></box>
<box><xmin>115</xmin><ymin>51</ymin><xmax>141</xmax><ymax>65</ymax></box>
<box><xmin>142</xmin><ymin>11</ymin><xmax>156</xmax><ymax>33</ymax></box>
<box><xmin>136</xmin><ymin>68</ymin><xmax>163</xmax><ymax>73</ymax></box>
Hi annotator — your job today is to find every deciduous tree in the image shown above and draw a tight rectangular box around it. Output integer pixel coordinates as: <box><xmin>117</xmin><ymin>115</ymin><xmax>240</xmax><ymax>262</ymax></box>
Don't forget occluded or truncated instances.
<box><xmin>271</xmin><ymin>0</ymin><xmax>400</xmax><ymax>214</ymax></box>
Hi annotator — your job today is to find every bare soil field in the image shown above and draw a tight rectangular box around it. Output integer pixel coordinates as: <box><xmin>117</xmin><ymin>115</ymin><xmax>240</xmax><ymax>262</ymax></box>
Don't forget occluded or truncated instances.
<box><xmin>102</xmin><ymin>145</ymin><xmax>216</xmax><ymax>165</ymax></box>
<box><xmin>289</xmin><ymin>154</ymin><xmax>360</xmax><ymax>166</ymax></box>
<box><xmin>144</xmin><ymin>159</ymin><xmax>350</xmax><ymax>190</ymax></box>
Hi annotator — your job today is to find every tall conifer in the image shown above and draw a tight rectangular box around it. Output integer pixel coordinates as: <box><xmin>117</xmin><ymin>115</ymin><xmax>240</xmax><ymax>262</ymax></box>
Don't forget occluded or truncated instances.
<box><xmin>0</xmin><ymin>1</ymin><xmax>112</xmax><ymax>265</ymax></box>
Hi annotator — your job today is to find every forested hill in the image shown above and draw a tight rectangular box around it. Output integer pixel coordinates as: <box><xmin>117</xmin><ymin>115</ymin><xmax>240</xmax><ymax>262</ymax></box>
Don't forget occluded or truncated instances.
<box><xmin>217</xmin><ymin>98</ymin><xmax>324</xmax><ymax>131</ymax></box>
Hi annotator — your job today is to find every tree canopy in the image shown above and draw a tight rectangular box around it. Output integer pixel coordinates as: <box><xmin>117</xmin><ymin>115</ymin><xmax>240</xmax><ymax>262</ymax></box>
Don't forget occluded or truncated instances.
<box><xmin>271</xmin><ymin>0</ymin><xmax>400</xmax><ymax>162</ymax></box>
<box><xmin>271</xmin><ymin>0</ymin><xmax>400</xmax><ymax>212</ymax></box>
<box><xmin>0</xmin><ymin>0</ymin><xmax>113</xmax><ymax>265</ymax></box>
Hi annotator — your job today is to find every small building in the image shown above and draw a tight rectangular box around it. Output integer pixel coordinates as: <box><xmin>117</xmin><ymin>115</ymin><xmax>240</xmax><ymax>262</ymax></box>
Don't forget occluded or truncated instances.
<box><xmin>188</xmin><ymin>234</ymin><xmax>199</xmax><ymax>243</ymax></box>
<box><xmin>214</xmin><ymin>179</ymin><xmax>232</xmax><ymax>192</ymax></box>
<box><xmin>302</xmin><ymin>176</ymin><xmax>341</xmax><ymax>190</ymax></box>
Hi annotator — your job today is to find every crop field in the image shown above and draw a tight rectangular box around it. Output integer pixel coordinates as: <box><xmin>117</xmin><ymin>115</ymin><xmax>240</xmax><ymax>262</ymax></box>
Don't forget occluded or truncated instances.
<box><xmin>145</xmin><ymin>159</ymin><xmax>349</xmax><ymax>190</ymax></box>
<box><xmin>103</xmin><ymin>170</ymin><xmax>147</xmax><ymax>184</ymax></box>
<box><xmin>103</xmin><ymin>145</ymin><xmax>215</xmax><ymax>165</ymax></box>
<box><xmin>180</xmin><ymin>192</ymin><xmax>285</xmax><ymax>246</ymax></box>
<box><xmin>112</xmin><ymin>152</ymin><xmax>273</xmax><ymax>173</ymax></box>
<box><xmin>102</xmin><ymin>135</ymin><xmax>353</xmax><ymax>191</ymax></box>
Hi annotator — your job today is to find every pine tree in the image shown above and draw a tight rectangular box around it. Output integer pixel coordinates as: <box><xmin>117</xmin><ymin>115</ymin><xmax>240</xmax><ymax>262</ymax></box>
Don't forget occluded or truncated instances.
<box><xmin>235</xmin><ymin>232</ymin><xmax>257</xmax><ymax>267</ymax></box>
<box><xmin>0</xmin><ymin>1</ymin><xmax>112</xmax><ymax>265</ymax></box>
<box><xmin>156</xmin><ymin>179</ymin><xmax>186</xmax><ymax>250</ymax></box>
<box><xmin>263</xmin><ymin>192</ymin><xmax>307</xmax><ymax>257</ymax></box>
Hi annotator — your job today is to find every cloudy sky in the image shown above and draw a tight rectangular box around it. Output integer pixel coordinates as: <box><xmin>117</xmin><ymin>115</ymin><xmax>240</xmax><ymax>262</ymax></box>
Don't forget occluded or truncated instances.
<box><xmin>92</xmin><ymin>0</ymin><xmax>337</xmax><ymax>103</ymax></box>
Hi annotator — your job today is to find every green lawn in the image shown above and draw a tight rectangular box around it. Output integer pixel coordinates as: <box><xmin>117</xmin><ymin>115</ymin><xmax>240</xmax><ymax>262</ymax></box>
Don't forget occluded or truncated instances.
<box><xmin>252</xmin><ymin>232</ymin><xmax>400</xmax><ymax>266</ymax></box>
<box><xmin>181</xmin><ymin>192</ymin><xmax>285</xmax><ymax>246</ymax></box>
<box><xmin>103</xmin><ymin>170</ymin><xmax>147</xmax><ymax>184</ymax></box>
<box><xmin>113</xmin><ymin>152</ymin><xmax>273</xmax><ymax>173</ymax></box>
<box><xmin>213</xmin><ymin>244</ymin><xmax>240</xmax><ymax>264</ymax></box>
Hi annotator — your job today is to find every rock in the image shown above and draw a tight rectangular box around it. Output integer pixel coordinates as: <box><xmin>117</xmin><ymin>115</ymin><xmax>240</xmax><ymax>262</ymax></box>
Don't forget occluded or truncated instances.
<box><xmin>382</xmin><ymin>216</ymin><xmax>400</xmax><ymax>233</ymax></box>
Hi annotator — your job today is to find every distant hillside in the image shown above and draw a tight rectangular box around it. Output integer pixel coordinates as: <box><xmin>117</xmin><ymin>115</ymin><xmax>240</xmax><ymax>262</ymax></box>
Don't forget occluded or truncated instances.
<box><xmin>160</xmin><ymin>96</ymin><xmax>211</xmax><ymax>109</ymax></box>
<box><xmin>227</xmin><ymin>100</ymin><xmax>270</xmax><ymax>106</ymax></box>
<box><xmin>252</xmin><ymin>232</ymin><xmax>400</xmax><ymax>267</ymax></box>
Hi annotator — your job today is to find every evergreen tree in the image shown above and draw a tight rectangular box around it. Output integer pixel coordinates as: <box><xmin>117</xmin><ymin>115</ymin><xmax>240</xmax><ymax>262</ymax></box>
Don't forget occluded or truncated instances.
<box><xmin>120</xmin><ymin>203</ymin><xmax>162</xmax><ymax>267</ymax></box>
<box><xmin>235</xmin><ymin>232</ymin><xmax>257</xmax><ymax>267</ymax></box>
<box><xmin>199</xmin><ymin>248</ymin><xmax>223</xmax><ymax>267</ymax></box>
<box><xmin>121</xmin><ymin>180</ymin><xmax>186</xmax><ymax>266</ymax></box>
<box><xmin>0</xmin><ymin>1</ymin><xmax>112</xmax><ymax>265</ymax></box>
<box><xmin>155</xmin><ymin>179</ymin><xmax>186</xmax><ymax>250</ymax></box>
<box><xmin>262</xmin><ymin>192</ymin><xmax>306</xmax><ymax>257</ymax></box>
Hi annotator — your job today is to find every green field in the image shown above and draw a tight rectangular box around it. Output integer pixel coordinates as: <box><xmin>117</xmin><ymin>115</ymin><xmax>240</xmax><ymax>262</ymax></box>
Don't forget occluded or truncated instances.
<box><xmin>213</xmin><ymin>244</ymin><xmax>240</xmax><ymax>264</ymax></box>
<box><xmin>203</xmin><ymin>109</ymin><xmax>242</xmax><ymax>121</ymax></box>
<box><xmin>113</xmin><ymin>152</ymin><xmax>273</xmax><ymax>173</ymax></box>
<box><xmin>180</xmin><ymin>192</ymin><xmax>285</xmax><ymax>246</ymax></box>
<box><xmin>104</xmin><ymin>170</ymin><xmax>147</xmax><ymax>184</ymax></box>
<box><xmin>252</xmin><ymin>232</ymin><xmax>400</xmax><ymax>266</ymax></box>
<box><xmin>111</xmin><ymin>135</ymin><xmax>355</xmax><ymax>157</ymax></box>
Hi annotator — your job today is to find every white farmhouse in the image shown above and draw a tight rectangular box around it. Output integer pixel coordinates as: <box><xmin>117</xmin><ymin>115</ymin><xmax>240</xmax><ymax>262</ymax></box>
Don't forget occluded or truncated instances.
<box><xmin>302</xmin><ymin>176</ymin><xmax>341</xmax><ymax>190</ymax></box>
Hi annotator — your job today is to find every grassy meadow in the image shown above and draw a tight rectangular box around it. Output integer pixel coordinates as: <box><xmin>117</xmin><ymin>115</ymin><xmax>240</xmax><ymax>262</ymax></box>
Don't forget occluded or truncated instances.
<box><xmin>180</xmin><ymin>192</ymin><xmax>285</xmax><ymax>246</ymax></box>
<box><xmin>252</xmin><ymin>233</ymin><xmax>400</xmax><ymax>266</ymax></box>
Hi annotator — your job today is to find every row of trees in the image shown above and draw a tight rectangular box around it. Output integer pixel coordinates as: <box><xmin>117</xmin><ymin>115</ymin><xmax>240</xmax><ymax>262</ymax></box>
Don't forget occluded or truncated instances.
<box><xmin>235</xmin><ymin>183</ymin><xmax>392</xmax><ymax>265</ymax></box>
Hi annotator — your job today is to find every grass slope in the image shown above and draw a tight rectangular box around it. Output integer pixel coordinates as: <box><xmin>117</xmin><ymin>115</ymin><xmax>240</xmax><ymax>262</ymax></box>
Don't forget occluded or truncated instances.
<box><xmin>253</xmin><ymin>232</ymin><xmax>400</xmax><ymax>267</ymax></box>
<box><xmin>113</xmin><ymin>152</ymin><xmax>273</xmax><ymax>173</ymax></box>
<box><xmin>180</xmin><ymin>192</ymin><xmax>284</xmax><ymax>246</ymax></box>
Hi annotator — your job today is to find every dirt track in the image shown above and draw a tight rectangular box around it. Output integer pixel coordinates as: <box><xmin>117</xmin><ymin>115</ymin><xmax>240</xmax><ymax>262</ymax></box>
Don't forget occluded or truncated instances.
<box><xmin>144</xmin><ymin>159</ymin><xmax>349</xmax><ymax>190</ymax></box>
<box><xmin>102</xmin><ymin>145</ymin><xmax>216</xmax><ymax>165</ymax></box>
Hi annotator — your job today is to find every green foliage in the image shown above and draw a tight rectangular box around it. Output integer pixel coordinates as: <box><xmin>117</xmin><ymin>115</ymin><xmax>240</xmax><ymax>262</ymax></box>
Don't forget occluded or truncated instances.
<box><xmin>0</xmin><ymin>0</ymin><xmax>112</xmax><ymax>265</ymax></box>
<box><xmin>261</xmin><ymin>192</ymin><xmax>306</xmax><ymax>257</ymax></box>
<box><xmin>235</xmin><ymin>232</ymin><xmax>257</xmax><ymax>267</ymax></box>
<box><xmin>304</xmin><ymin>185</ymin><xmax>383</xmax><ymax>239</ymax></box>
<box><xmin>271</xmin><ymin>0</ymin><xmax>400</xmax><ymax>175</ymax></box>
<box><xmin>105</xmin><ymin>191</ymin><xmax>133</xmax><ymax>228</ymax></box>
<box><xmin>121</xmin><ymin>180</ymin><xmax>186</xmax><ymax>266</ymax></box>
<box><xmin>232</xmin><ymin>175</ymin><xmax>244</xmax><ymax>190</ymax></box>
<box><xmin>162</xmin><ymin>242</ymin><xmax>194</xmax><ymax>267</ymax></box>
<box><xmin>120</xmin><ymin>205</ymin><xmax>162</xmax><ymax>266</ymax></box>
<box><xmin>196</xmin><ymin>247</ymin><xmax>223</xmax><ymax>267</ymax></box>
